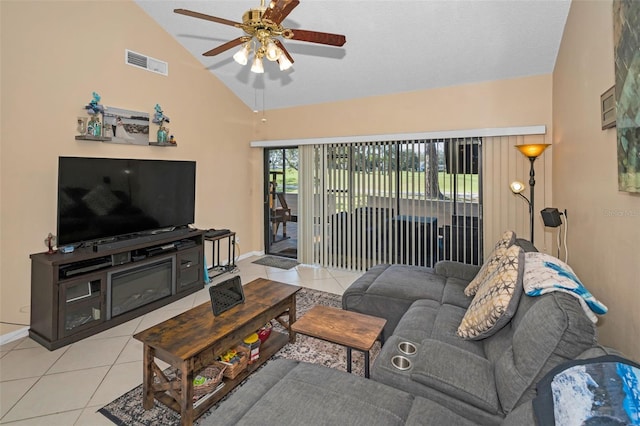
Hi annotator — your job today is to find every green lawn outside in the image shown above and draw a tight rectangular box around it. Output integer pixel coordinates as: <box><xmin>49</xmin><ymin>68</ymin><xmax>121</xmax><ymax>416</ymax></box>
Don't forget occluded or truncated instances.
<box><xmin>273</xmin><ymin>169</ymin><xmax>478</xmax><ymax>196</ymax></box>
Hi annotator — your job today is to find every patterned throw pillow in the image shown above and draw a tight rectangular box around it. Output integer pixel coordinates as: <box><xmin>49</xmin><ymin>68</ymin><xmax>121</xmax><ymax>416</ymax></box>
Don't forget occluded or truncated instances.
<box><xmin>457</xmin><ymin>244</ymin><xmax>524</xmax><ymax>340</ymax></box>
<box><xmin>494</xmin><ymin>229</ymin><xmax>516</xmax><ymax>250</ymax></box>
<box><xmin>464</xmin><ymin>230</ymin><xmax>517</xmax><ymax>296</ymax></box>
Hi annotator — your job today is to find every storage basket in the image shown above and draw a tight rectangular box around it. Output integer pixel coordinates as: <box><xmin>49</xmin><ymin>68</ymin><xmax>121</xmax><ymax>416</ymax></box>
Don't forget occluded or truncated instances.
<box><xmin>215</xmin><ymin>345</ymin><xmax>248</xmax><ymax>380</ymax></box>
<box><xmin>193</xmin><ymin>364</ymin><xmax>226</xmax><ymax>400</ymax></box>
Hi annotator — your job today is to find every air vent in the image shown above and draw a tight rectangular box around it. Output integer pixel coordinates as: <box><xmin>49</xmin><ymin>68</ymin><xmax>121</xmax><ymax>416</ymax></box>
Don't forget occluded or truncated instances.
<box><xmin>125</xmin><ymin>50</ymin><xmax>168</xmax><ymax>76</ymax></box>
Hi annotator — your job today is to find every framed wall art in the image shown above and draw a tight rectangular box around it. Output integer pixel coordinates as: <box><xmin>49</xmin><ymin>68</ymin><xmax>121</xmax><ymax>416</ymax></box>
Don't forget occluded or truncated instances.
<box><xmin>614</xmin><ymin>0</ymin><xmax>640</xmax><ymax>193</ymax></box>
<box><xmin>103</xmin><ymin>106</ymin><xmax>150</xmax><ymax>145</ymax></box>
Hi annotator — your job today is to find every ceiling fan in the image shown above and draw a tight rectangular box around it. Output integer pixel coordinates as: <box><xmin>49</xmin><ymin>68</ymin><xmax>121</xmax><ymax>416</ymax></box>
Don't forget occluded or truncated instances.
<box><xmin>174</xmin><ymin>0</ymin><xmax>346</xmax><ymax>73</ymax></box>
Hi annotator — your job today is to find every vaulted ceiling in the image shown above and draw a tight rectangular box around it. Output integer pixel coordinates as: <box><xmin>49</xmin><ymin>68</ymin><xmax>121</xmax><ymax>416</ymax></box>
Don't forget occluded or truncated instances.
<box><xmin>135</xmin><ymin>0</ymin><xmax>571</xmax><ymax>110</ymax></box>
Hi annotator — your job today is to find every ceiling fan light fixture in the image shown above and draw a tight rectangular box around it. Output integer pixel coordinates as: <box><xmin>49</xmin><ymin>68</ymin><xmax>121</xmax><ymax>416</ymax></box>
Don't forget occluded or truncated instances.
<box><xmin>278</xmin><ymin>55</ymin><xmax>292</xmax><ymax>71</ymax></box>
<box><xmin>251</xmin><ymin>56</ymin><xmax>265</xmax><ymax>73</ymax></box>
<box><xmin>233</xmin><ymin>43</ymin><xmax>250</xmax><ymax>66</ymax></box>
<box><xmin>175</xmin><ymin>1</ymin><xmax>346</xmax><ymax>73</ymax></box>
<box><xmin>265</xmin><ymin>39</ymin><xmax>282</xmax><ymax>61</ymax></box>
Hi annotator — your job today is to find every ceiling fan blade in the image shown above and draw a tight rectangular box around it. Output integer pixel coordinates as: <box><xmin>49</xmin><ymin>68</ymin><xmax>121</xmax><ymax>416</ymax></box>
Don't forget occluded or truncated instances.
<box><xmin>262</xmin><ymin>0</ymin><xmax>300</xmax><ymax>25</ymax></box>
<box><xmin>289</xmin><ymin>29</ymin><xmax>346</xmax><ymax>47</ymax></box>
<box><xmin>203</xmin><ymin>37</ymin><xmax>246</xmax><ymax>57</ymax></box>
<box><xmin>174</xmin><ymin>8</ymin><xmax>241</xmax><ymax>27</ymax></box>
<box><xmin>274</xmin><ymin>39</ymin><xmax>294</xmax><ymax>64</ymax></box>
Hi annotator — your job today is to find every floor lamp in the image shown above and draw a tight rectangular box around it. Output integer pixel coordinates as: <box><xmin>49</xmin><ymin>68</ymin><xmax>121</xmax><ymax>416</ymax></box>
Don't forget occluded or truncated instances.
<box><xmin>510</xmin><ymin>143</ymin><xmax>550</xmax><ymax>244</ymax></box>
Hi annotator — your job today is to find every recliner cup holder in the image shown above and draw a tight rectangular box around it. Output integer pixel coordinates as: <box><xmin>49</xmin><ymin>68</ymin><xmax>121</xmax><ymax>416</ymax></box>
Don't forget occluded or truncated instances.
<box><xmin>391</xmin><ymin>355</ymin><xmax>412</xmax><ymax>371</ymax></box>
<box><xmin>398</xmin><ymin>341</ymin><xmax>417</xmax><ymax>356</ymax></box>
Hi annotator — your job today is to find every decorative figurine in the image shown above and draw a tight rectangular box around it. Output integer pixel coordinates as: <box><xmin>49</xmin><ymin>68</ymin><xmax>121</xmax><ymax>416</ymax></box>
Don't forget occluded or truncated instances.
<box><xmin>83</xmin><ymin>92</ymin><xmax>104</xmax><ymax>138</ymax></box>
<box><xmin>152</xmin><ymin>104</ymin><xmax>171</xmax><ymax>143</ymax></box>
<box><xmin>85</xmin><ymin>92</ymin><xmax>104</xmax><ymax>116</ymax></box>
<box><xmin>157</xmin><ymin>126</ymin><xmax>168</xmax><ymax>143</ymax></box>
<box><xmin>152</xmin><ymin>103</ymin><xmax>170</xmax><ymax>126</ymax></box>
<box><xmin>76</xmin><ymin>117</ymin><xmax>87</xmax><ymax>135</ymax></box>
<box><xmin>88</xmin><ymin>114</ymin><xmax>102</xmax><ymax>137</ymax></box>
<box><xmin>44</xmin><ymin>233</ymin><xmax>57</xmax><ymax>254</ymax></box>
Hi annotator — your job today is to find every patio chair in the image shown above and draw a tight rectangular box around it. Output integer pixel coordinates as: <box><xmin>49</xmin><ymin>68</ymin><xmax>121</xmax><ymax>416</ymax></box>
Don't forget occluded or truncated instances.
<box><xmin>271</xmin><ymin>193</ymin><xmax>292</xmax><ymax>241</ymax></box>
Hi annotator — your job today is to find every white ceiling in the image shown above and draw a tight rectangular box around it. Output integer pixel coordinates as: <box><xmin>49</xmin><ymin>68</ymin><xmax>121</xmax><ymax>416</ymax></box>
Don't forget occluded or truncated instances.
<box><xmin>135</xmin><ymin>0</ymin><xmax>571</xmax><ymax>111</ymax></box>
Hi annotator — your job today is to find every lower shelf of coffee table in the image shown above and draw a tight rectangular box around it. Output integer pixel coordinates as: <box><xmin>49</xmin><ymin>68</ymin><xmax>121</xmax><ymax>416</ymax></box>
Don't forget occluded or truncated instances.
<box><xmin>155</xmin><ymin>330</ymin><xmax>290</xmax><ymax>417</ymax></box>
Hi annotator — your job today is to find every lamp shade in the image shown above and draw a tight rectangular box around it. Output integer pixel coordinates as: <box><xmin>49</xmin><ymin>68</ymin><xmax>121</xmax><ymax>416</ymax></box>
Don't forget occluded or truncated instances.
<box><xmin>265</xmin><ymin>40</ymin><xmax>281</xmax><ymax>61</ymax></box>
<box><xmin>510</xmin><ymin>181</ymin><xmax>526</xmax><ymax>194</ymax></box>
<box><xmin>233</xmin><ymin>44</ymin><xmax>250</xmax><ymax>66</ymax></box>
<box><xmin>515</xmin><ymin>144</ymin><xmax>550</xmax><ymax>159</ymax></box>
<box><xmin>251</xmin><ymin>56</ymin><xmax>264</xmax><ymax>73</ymax></box>
<box><xmin>278</xmin><ymin>55</ymin><xmax>293</xmax><ymax>71</ymax></box>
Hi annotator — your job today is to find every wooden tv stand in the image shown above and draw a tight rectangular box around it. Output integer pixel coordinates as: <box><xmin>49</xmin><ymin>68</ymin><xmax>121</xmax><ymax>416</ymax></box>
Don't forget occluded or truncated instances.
<box><xmin>29</xmin><ymin>228</ymin><xmax>206</xmax><ymax>350</ymax></box>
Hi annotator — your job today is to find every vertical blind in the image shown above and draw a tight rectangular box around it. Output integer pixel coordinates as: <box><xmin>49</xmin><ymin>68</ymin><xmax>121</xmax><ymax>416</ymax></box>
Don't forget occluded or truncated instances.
<box><xmin>483</xmin><ymin>134</ymin><xmax>551</xmax><ymax>256</ymax></box>
<box><xmin>299</xmin><ymin>138</ymin><xmax>486</xmax><ymax>271</ymax></box>
<box><xmin>298</xmin><ymin>132</ymin><xmax>550</xmax><ymax>271</ymax></box>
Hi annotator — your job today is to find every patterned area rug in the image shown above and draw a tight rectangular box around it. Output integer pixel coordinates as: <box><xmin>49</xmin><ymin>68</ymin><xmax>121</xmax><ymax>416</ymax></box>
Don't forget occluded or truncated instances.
<box><xmin>98</xmin><ymin>287</ymin><xmax>380</xmax><ymax>426</ymax></box>
<box><xmin>251</xmin><ymin>255</ymin><xmax>299</xmax><ymax>270</ymax></box>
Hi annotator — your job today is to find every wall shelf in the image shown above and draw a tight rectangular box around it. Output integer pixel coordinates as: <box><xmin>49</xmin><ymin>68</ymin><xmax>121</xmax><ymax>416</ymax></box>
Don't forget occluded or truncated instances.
<box><xmin>75</xmin><ymin>136</ymin><xmax>177</xmax><ymax>147</ymax></box>
<box><xmin>149</xmin><ymin>142</ymin><xmax>177</xmax><ymax>147</ymax></box>
<box><xmin>75</xmin><ymin>135</ymin><xmax>112</xmax><ymax>142</ymax></box>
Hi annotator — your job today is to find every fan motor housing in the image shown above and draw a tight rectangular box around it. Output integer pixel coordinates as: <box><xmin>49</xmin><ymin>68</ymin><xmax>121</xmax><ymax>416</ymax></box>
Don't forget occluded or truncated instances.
<box><xmin>243</xmin><ymin>8</ymin><xmax>265</xmax><ymax>26</ymax></box>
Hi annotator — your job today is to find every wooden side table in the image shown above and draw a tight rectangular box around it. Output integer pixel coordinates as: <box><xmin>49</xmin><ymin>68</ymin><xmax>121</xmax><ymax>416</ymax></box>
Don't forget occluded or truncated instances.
<box><xmin>291</xmin><ymin>305</ymin><xmax>386</xmax><ymax>378</ymax></box>
<box><xmin>204</xmin><ymin>230</ymin><xmax>236</xmax><ymax>279</ymax></box>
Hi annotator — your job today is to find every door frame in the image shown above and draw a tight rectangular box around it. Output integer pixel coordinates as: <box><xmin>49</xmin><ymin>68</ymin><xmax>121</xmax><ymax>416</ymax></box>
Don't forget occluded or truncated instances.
<box><xmin>263</xmin><ymin>147</ymin><xmax>297</xmax><ymax>258</ymax></box>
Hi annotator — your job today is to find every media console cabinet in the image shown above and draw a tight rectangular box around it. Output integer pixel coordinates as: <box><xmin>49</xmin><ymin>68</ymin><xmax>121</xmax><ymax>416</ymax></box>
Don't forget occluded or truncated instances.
<box><xmin>29</xmin><ymin>228</ymin><xmax>206</xmax><ymax>350</ymax></box>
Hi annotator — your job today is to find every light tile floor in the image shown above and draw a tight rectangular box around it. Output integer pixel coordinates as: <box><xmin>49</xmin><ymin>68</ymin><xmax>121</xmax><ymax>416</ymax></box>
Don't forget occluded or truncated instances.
<box><xmin>0</xmin><ymin>256</ymin><xmax>362</xmax><ymax>425</ymax></box>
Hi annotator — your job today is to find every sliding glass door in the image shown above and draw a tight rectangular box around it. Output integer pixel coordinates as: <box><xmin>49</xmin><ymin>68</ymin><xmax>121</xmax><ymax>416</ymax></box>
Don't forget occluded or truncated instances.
<box><xmin>264</xmin><ymin>147</ymin><xmax>299</xmax><ymax>258</ymax></box>
<box><xmin>298</xmin><ymin>138</ymin><xmax>483</xmax><ymax>271</ymax></box>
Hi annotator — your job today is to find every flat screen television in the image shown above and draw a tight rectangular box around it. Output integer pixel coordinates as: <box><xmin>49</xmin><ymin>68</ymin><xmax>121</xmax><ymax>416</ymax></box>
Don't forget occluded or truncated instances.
<box><xmin>57</xmin><ymin>156</ymin><xmax>196</xmax><ymax>247</ymax></box>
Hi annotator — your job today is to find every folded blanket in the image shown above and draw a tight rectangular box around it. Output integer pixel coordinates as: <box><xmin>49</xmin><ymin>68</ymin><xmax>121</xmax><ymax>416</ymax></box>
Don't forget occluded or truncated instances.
<box><xmin>523</xmin><ymin>252</ymin><xmax>607</xmax><ymax>323</ymax></box>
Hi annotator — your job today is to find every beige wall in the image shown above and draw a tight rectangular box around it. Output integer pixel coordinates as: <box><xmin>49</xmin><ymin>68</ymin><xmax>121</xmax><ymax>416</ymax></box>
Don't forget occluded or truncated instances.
<box><xmin>256</xmin><ymin>75</ymin><xmax>552</xmax><ymax>140</ymax></box>
<box><xmin>0</xmin><ymin>1</ymin><xmax>260</xmax><ymax>335</ymax></box>
<box><xmin>553</xmin><ymin>0</ymin><xmax>640</xmax><ymax>360</ymax></box>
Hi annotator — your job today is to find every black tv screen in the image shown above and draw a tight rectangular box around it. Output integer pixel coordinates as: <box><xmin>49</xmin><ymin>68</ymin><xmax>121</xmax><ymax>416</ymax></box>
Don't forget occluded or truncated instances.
<box><xmin>57</xmin><ymin>157</ymin><xmax>196</xmax><ymax>246</ymax></box>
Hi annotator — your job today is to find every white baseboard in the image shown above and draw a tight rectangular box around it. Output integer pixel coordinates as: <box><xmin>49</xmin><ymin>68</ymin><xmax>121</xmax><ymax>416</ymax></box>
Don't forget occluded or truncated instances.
<box><xmin>239</xmin><ymin>250</ymin><xmax>264</xmax><ymax>260</ymax></box>
<box><xmin>0</xmin><ymin>326</ymin><xmax>29</xmax><ymax>345</ymax></box>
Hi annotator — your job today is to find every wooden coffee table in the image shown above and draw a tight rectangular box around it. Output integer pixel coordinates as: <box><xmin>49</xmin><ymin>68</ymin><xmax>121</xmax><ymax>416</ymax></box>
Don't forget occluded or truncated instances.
<box><xmin>133</xmin><ymin>278</ymin><xmax>300</xmax><ymax>426</ymax></box>
<box><xmin>291</xmin><ymin>305</ymin><xmax>386</xmax><ymax>378</ymax></box>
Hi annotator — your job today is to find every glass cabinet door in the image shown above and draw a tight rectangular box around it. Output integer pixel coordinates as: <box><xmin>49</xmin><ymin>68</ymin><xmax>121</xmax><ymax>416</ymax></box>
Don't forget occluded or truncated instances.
<box><xmin>59</xmin><ymin>275</ymin><xmax>103</xmax><ymax>337</ymax></box>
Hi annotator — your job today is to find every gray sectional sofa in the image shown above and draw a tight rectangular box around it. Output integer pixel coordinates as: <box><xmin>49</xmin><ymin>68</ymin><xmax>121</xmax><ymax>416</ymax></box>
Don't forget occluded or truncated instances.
<box><xmin>203</xmin><ymin>348</ymin><xmax>615</xmax><ymax>425</ymax></box>
<box><xmin>209</xmin><ymin>237</ymin><xmax>608</xmax><ymax>425</ymax></box>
